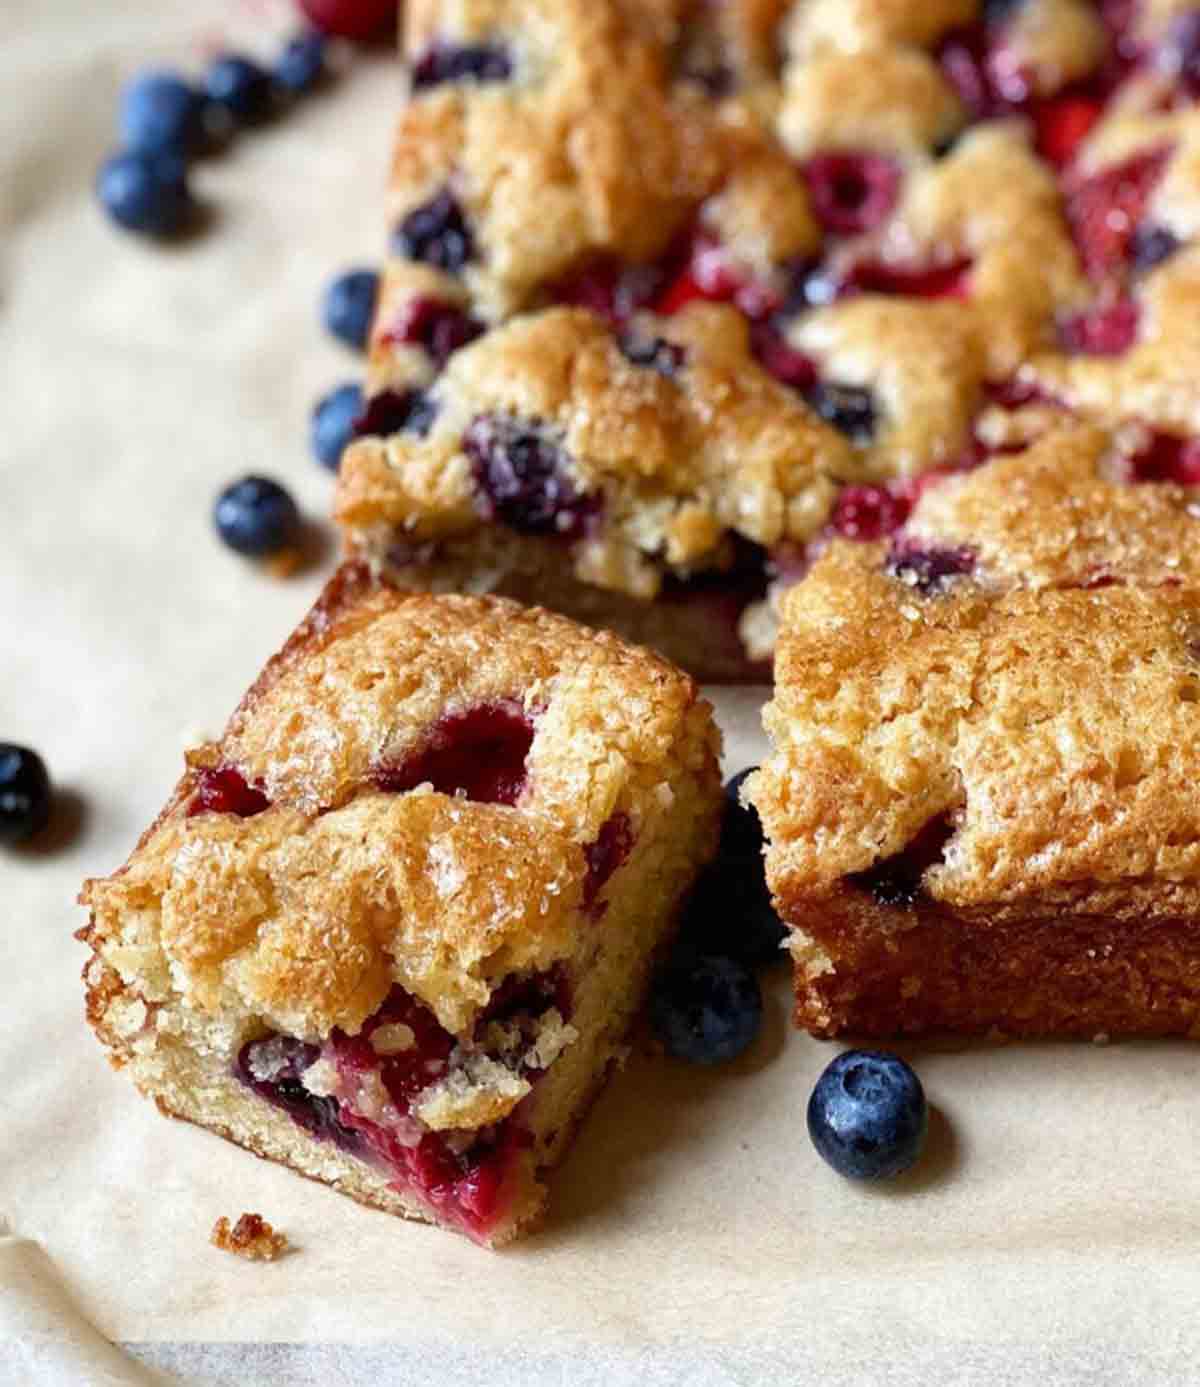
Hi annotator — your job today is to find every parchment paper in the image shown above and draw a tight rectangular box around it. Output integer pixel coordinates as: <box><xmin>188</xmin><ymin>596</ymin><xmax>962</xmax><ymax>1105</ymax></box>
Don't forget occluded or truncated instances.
<box><xmin>4</xmin><ymin>2</ymin><xmax>1200</xmax><ymax>1383</ymax></box>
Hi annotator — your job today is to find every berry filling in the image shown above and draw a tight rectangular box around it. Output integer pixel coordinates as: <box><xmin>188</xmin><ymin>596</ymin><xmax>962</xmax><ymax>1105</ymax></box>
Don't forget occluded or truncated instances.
<box><xmin>886</xmin><ymin>543</ymin><xmax>976</xmax><ymax>595</ymax></box>
<box><xmin>842</xmin><ymin>258</ymin><xmax>973</xmax><ymax>301</ymax></box>
<box><xmin>749</xmin><ymin>323</ymin><xmax>817</xmax><ymax>389</ymax></box>
<box><xmin>653</xmin><ymin>232</ymin><xmax>781</xmax><ymax>321</ymax></box>
<box><xmin>1065</xmin><ymin>148</ymin><xmax>1172</xmax><ymax>281</ymax></box>
<box><xmin>800</xmin><ymin>154</ymin><xmax>901</xmax><ymax>236</ymax></box>
<box><xmin>236</xmin><ymin>981</ymin><xmax>561</xmax><ymax>1240</ymax></box>
<box><xmin>464</xmin><ymin>414</ymin><xmax>597</xmax><ymax>538</ymax></box>
<box><xmin>1058</xmin><ymin>298</ymin><xmax>1140</xmax><ymax>355</ymax></box>
<box><xmin>373</xmin><ymin>702</ymin><xmax>534</xmax><ymax>805</ymax></box>
<box><xmin>548</xmin><ymin>256</ymin><xmax>669</xmax><ymax>327</ymax></box>
<box><xmin>847</xmin><ymin>814</ymin><xmax>957</xmax><ymax>908</ymax></box>
<box><xmin>354</xmin><ymin>388</ymin><xmax>439</xmax><ymax>439</ymax></box>
<box><xmin>1130</xmin><ymin>224</ymin><xmax>1181</xmax><ymax>273</ymax></box>
<box><xmin>188</xmin><ymin>766</ymin><xmax>270</xmax><ymax>819</ymax></box>
<box><xmin>829</xmin><ymin>484</ymin><xmax>912</xmax><ymax>542</ymax></box>
<box><xmin>806</xmin><ymin>382</ymin><xmax>878</xmax><ymax>445</ymax></box>
<box><xmin>382</xmin><ymin>297</ymin><xmax>484</xmax><ymax>366</ymax></box>
<box><xmin>394</xmin><ymin>189</ymin><xmax>475</xmax><ymax>273</ymax></box>
<box><xmin>1125</xmin><ymin>432</ymin><xmax>1200</xmax><ymax>485</ymax></box>
<box><xmin>411</xmin><ymin>42</ymin><xmax>512</xmax><ymax>90</ymax></box>
<box><xmin>1159</xmin><ymin>12</ymin><xmax>1200</xmax><ymax>96</ymax></box>
<box><xmin>583</xmin><ymin>813</ymin><xmax>634</xmax><ymax>912</ymax></box>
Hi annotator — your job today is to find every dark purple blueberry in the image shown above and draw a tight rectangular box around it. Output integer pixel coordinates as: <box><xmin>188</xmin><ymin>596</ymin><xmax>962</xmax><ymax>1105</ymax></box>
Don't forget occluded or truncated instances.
<box><xmin>204</xmin><ymin>54</ymin><xmax>275</xmax><ymax>125</ymax></box>
<box><xmin>322</xmin><ymin>268</ymin><xmax>379</xmax><ymax>350</ymax></box>
<box><xmin>395</xmin><ymin>189</ymin><xmax>474</xmax><ymax>273</ymax></box>
<box><xmin>886</xmin><ymin>544</ymin><xmax>975</xmax><ymax>595</ymax></box>
<box><xmin>411</xmin><ymin>42</ymin><xmax>512</xmax><ymax>89</ymax></box>
<box><xmin>464</xmin><ymin>414</ymin><xmax>595</xmax><ymax>537</ymax></box>
<box><xmin>275</xmin><ymin>30</ymin><xmax>327</xmax><ymax>95</ymax></box>
<box><xmin>650</xmin><ymin>955</ymin><xmax>763</xmax><ymax>1065</ymax></box>
<box><xmin>235</xmin><ymin>1035</ymin><xmax>364</xmax><ymax>1155</ymax></box>
<box><xmin>0</xmin><ymin>744</ymin><xmax>51</xmax><ymax>844</ymax></box>
<box><xmin>390</xmin><ymin>296</ymin><xmax>484</xmax><ymax>365</ymax></box>
<box><xmin>618</xmin><ymin>333</ymin><xmax>686</xmax><ymax>377</ymax></box>
<box><xmin>808</xmin><ymin>1050</ymin><xmax>927</xmax><ymax>1181</ymax></box>
<box><xmin>982</xmin><ymin>0</ymin><xmax>1026</xmax><ymax>25</ymax></box>
<box><xmin>1130</xmin><ymin>224</ymin><xmax>1181</xmax><ymax>273</ymax></box>
<box><xmin>213</xmin><ymin>476</ymin><xmax>300</xmax><ymax>557</ymax></box>
<box><xmin>354</xmin><ymin>388</ymin><xmax>439</xmax><ymax>439</ymax></box>
<box><xmin>848</xmin><ymin>816</ymin><xmax>955</xmax><ymax>908</ymax></box>
<box><xmin>119</xmin><ymin>71</ymin><xmax>204</xmax><ymax>156</ymax></box>
<box><xmin>806</xmin><ymin>382</ymin><xmax>878</xmax><ymax>445</ymax></box>
<box><xmin>95</xmin><ymin>150</ymin><xmax>192</xmax><ymax>237</ymax></box>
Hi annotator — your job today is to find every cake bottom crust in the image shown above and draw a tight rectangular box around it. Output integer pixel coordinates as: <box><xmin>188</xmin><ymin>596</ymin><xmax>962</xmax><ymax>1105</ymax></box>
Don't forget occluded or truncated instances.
<box><xmin>351</xmin><ymin>529</ymin><xmax>772</xmax><ymax>684</ymax></box>
<box><xmin>789</xmin><ymin>897</ymin><xmax>1200</xmax><ymax>1041</ymax></box>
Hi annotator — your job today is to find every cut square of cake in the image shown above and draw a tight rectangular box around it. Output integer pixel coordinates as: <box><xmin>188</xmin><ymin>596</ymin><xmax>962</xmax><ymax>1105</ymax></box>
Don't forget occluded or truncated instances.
<box><xmin>747</xmin><ymin>423</ymin><xmax>1200</xmax><ymax>1041</ymax></box>
<box><xmin>79</xmin><ymin>564</ymin><xmax>721</xmax><ymax>1245</ymax></box>
<box><xmin>331</xmin><ymin>0</ymin><xmax>1200</xmax><ymax>677</ymax></box>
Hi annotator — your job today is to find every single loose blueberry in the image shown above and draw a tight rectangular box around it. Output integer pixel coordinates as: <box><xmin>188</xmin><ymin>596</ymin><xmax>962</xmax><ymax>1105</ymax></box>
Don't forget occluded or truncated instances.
<box><xmin>676</xmin><ymin>865</ymin><xmax>787</xmax><ymax>970</ymax></box>
<box><xmin>205</xmin><ymin>55</ymin><xmax>274</xmax><ymax>124</ymax></box>
<box><xmin>95</xmin><ymin>150</ymin><xmax>192</xmax><ymax>237</ymax></box>
<box><xmin>651</xmin><ymin>955</ymin><xmax>763</xmax><ymax>1064</ymax></box>
<box><xmin>0</xmin><ymin>745</ymin><xmax>51</xmax><ymax>844</ymax></box>
<box><xmin>395</xmin><ymin>190</ymin><xmax>474</xmax><ymax>272</ymax></box>
<box><xmin>119</xmin><ymin>71</ymin><xmax>203</xmax><ymax>155</ymax></box>
<box><xmin>312</xmin><ymin>383</ymin><xmax>364</xmax><ymax>470</ymax></box>
<box><xmin>807</xmin><ymin>1050</ymin><xmax>928</xmax><ymax>1180</ymax></box>
<box><xmin>213</xmin><ymin>476</ymin><xmax>300</xmax><ymax>556</ymax></box>
<box><xmin>721</xmin><ymin>766</ymin><xmax>764</xmax><ymax>862</ymax></box>
<box><xmin>322</xmin><ymin>268</ymin><xmax>379</xmax><ymax>350</ymax></box>
<box><xmin>275</xmin><ymin>31</ymin><xmax>327</xmax><ymax>95</ymax></box>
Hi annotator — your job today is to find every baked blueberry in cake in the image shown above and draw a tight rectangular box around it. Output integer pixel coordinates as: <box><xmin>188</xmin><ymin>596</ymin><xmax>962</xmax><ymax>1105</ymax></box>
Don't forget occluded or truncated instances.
<box><xmin>79</xmin><ymin>564</ymin><xmax>721</xmax><ymax>1245</ymax></box>
<box><xmin>747</xmin><ymin>423</ymin><xmax>1200</xmax><ymax>1040</ymax></box>
<box><xmin>333</xmin><ymin>0</ymin><xmax>1200</xmax><ymax>677</ymax></box>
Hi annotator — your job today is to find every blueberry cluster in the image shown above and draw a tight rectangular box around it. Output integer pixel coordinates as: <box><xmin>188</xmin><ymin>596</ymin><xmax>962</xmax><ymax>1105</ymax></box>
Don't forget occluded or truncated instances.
<box><xmin>648</xmin><ymin>767</ymin><xmax>785</xmax><ymax>1066</ymax></box>
<box><xmin>96</xmin><ymin>31</ymin><xmax>328</xmax><ymax>238</ymax></box>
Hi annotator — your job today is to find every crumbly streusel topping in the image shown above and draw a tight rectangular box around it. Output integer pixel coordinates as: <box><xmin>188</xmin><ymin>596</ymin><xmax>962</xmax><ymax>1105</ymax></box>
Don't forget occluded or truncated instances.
<box><xmin>81</xmin><ymin>568</ymin><xmax>720</xmax><ymax>1039</ymax></box>
<box><xmin>750</xmin><ymin>429</ymin><xmax>1200</xmax><ymax>911</ymax></box>
<box><xmin>335</xmin><ymin>0</ymin><xmax>1200</xmax><ymax>613</ymax></box>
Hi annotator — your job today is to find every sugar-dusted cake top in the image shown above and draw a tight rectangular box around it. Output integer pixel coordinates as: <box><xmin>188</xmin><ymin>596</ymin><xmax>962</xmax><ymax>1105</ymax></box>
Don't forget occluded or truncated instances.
<box><xmin>82</xmin><ymin>566</ymin><xmax>719</xmax><ymax>1039</ymax></box>
<box><xmin>750</xmin><ymin>431</ymin><xmax>1200</xmax><ymax>913</ymax></box>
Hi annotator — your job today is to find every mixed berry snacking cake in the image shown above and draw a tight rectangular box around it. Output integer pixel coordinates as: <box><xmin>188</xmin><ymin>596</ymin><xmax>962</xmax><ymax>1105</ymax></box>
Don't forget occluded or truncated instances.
<box><xmin>334</xmin><ymin>0</ymin><xmax>1200</xmax><ymax>677</ymax></box>
<box><xmin>748</xmin><ymin>422</ymin><xmax>1200</xmax><ymax>1041</ymax></box>
<box><xmin>79</xmin><ymin>564</ymin><xmax>721</xmax><ymax>1245</ymax></box>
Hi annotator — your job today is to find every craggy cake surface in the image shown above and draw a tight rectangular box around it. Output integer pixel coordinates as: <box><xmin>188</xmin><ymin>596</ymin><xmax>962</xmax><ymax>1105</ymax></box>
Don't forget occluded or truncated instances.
<box><xmin>337</xmin><ymin>0</ymin><xmax>1200</xmax><ymax>670</ymax></box>
<box><xmin>78</xmin><ymin>566</ymin><xmax>722</xmax><ymax>1244</ymax></box>
<box><xmin>749</xmin><ymin>424</ymin><xmax>1200</xmax><ymax>1037</ymax></box>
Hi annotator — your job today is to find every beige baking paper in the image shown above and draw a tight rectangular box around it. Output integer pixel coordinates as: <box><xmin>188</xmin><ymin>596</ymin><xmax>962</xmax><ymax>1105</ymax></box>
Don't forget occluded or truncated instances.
<box><xmin>3</xmin><ymin>2</ymin><xmax>1200</xmax><ymax>1383</ymax></box>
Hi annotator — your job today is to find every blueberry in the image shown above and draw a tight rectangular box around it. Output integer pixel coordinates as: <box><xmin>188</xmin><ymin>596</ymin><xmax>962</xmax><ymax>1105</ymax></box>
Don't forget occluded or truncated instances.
<box><xmin>1130</xmin><ymin>224</ymin><xmax>1180</xmax><ymax>273</ymax></box>
<box><xmin>205</xmin><ymin>54</ymin><xmax>274</xmax><ymax>124</ymax></box>
<box><xmin>982</xmin><ymin>0</ymin><xmax>1025</xmax><ymax>25</ymax></box>
<box><xmin>354</xmin><ymin>387</ymin><xmax>439</xmax><ymax>439</ymax></box>
<box><xmin>0</xmin><ymin>745</ymin><xmax>51</xmax><ymax>844</ymax></box>
<box><xmin>322</xmin><ymin>268</ymin><xmax>379</xmax><ymax>350</ymax></box>
<box><xmin>886</xmin><ymin>544</ymin><xmax>975</xmax><ymax>595</ymax></box>
<box><xmin>677</xmin><ymin>866</ymin><xmax>787</xmax><ymax>969</ymax></box>
<box><xmin>806</xmin><ymin>382</ymin><xmax>878</xmax><ymax>445</ymax></box>
<box><xmin>411</xmin><ymin>42</ymin><xmax>512</xmax><ymax>90</ymax></box>
<box><xmin>275</xmin><ymin>31</ymin><xmax>327</xmax><ymax>95</ymax></box>
<box><xmin>213</xmin><ymin>476</ymin><xmax>300</xmax><ymax>556</ymax></box>
<box><xmin>119</xmin><ymin>71</ymin><xmax>203</xmax><ymax>155</ymax></box>
<box><xmin>618</xmin><ymin>333</ymin><xmax>686</xmax><ymax>377</ymax></box>
<box><xmin>807</xmin><ymin>1050</ymin><xmax>928</xmax><ymax>1180</ymax></box>
<box><xmin>651</xmin><ymin>955</ymin><xmax>763</xmax><ymax>1064</ymax></box>
<box><xmin>721</xmin><ymin>766</ymin><xmax>764</xmax><ymax>861</ymax></box>
<box><xmin>395</xmin><ymin>189</ymin><xmax>474</xmax><ymax>272</ymax></box>
<box><xmin>312</xmin><ymin>383</ymin><xmax>364</xmax><ymax>471</ymax></box>
<box><xmin>464</xmin><ymin>414</ymin><xmax>595</xmax><ymax>537</ymax></box>
<box><xmin>96</xmin><ymin>150</ymin><xmax>192</xmax><ymax>237</ymax></box>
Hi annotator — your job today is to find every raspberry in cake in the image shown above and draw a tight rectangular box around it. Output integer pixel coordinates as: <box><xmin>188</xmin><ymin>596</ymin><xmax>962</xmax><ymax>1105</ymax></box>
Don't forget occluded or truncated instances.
<box><xmin>79</xmin><ymin>564</ymin><xmax>721</xmax><ymax>1246</ymax></box>
<box><xmin>747</xmin><ymin>423</ymin><xmax>1200</xmax><ymax>1040</ymax></box>
<box><xmin>330</xmin><ymin>0</ymin><xmax>1200</xmax><ymax>676</ymax></box>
